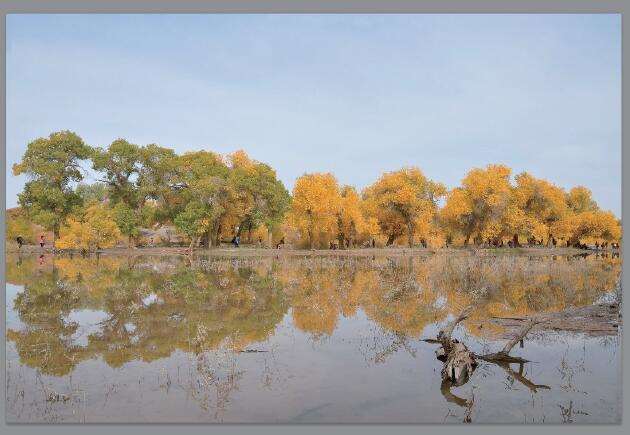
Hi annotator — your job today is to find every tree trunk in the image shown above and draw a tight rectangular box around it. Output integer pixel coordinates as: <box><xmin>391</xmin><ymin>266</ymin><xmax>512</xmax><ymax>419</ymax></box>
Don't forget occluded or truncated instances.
<box><xmin>200</xmin><ymin>231</ymin><xmax>210</xmax><ymax>249</ymax></box>
<box><xmin>53</xmin><ymin>224</ymin><xmax>60</xmax><ymax>247</ymax></box>
<box><xmin>214</xmin><ymin>223</ymin><xmax>222</xmax><ymax>247</ymax></box>
<box><xmin>386</xmin><ymin>234</ymin><xmax>396</xmax><ymax>246</ymax></box>
<box><xmin>308</xmin><ymin>228</ymin><xmax>313</xmax><ymax>249</ymax></box>
<box><xmin>338</xmin><ymin>232</ymin><xmax>345</xmax><ymax>250</ymax></box>
<box><xmin>407</xmin><ymin>221</ymin><xmax>414</xmax><ymax>248</ymax></box>
<box><xmin>307</xmin><ymin>212</ymin><xmax>314</xmax><ymax>249</ymax></box>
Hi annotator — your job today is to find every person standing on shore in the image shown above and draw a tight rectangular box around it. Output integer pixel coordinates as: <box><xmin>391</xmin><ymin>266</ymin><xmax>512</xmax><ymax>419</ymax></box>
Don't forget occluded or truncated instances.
<box><xmin>39</xmin><ymin>234</ymin><xmax>45</xmax><ymax>249</ymax></box>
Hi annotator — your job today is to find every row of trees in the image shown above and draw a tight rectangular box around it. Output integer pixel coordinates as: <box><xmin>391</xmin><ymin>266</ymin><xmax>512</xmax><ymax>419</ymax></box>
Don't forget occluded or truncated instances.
<box><xmin>9</xmin><ymin>131</ymin><xmax>622</xmax><ymax>250</ymax></box>
<box><xmin>286</xmin><ymin>165</ymin><xmax>620</xmax><ymax>249</ymax></box>
<box><xmin>11</xmin><ymin>131</ymin><xmax>290</xmax><ymax>250</ymax></box>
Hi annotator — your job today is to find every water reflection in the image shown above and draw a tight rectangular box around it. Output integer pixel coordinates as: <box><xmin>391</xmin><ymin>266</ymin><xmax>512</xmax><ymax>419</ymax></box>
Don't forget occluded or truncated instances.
<box><xmin>5</xmin><ymin>252</ymin><xmax>621</xmax><ymax>423</ymax></box>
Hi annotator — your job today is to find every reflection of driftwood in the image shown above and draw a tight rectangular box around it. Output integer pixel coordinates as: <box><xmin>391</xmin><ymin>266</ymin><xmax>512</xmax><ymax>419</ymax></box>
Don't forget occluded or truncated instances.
<box><xmin>494</xmin><ymin>361</ymin><xmax>550</xmax><ymax>393</ymax></box>
<box><xmin>440</xmin><ymin>379</ymin><xmax>469</xmax><ymax>407</ymax></box>
<box><xmin>490</xmin><ymin>302</ymin><xmax>620</xmax><ymax>338</ymax></box>
<box><xmin>441</xmin><ymin>380</ymin><xmax>476</xmax><ymax>423</ymax></box>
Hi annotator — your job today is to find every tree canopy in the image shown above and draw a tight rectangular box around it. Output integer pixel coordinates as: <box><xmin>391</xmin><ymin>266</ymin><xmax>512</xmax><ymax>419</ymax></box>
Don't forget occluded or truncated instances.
<box><xmin>9</xmin><ymin>131</ymin><xmax>621</xmax><ymax>251</ymax></box>
<box><xmin>12</xmin><ymin>131</ymin><xmax>92</xmax><ymax>240</ymax></box>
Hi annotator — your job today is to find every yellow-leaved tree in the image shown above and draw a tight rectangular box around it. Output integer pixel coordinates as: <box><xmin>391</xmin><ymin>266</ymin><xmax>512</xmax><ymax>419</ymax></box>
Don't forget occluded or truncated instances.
<box><xmin>56</xmin><ymin>204</ymin><xmax>122</xmax><ymax>251</ymax></box>
<box><xmin>363</xmin><ymin>167</ymin><xmax>445</xmax><ymax>247</ymax></box>
<box><xmin>440</xmin><ymin>164</ymin><xmax>512</xmax><ymax>245</ymax></box>
<box><xmin>512</xmin><ymin>172</ymin><xmax>569</xmax><ymax>245</ymax></box>
<box><xmin>290</xmin><ymin>173</ymin><xmax>341</xmax><ymax>248</ymax></box>
<box><xmin>567</xmin><ymin>210</ymin><xmax>621</xmax><ymax>246</ymax></box>
<box><xmin>336</xmin><ymin>186</ymin><xmax>368</xmax><ymax>248</ymax></box>
<box><xmin>552</xmin><ymin>186</ymin><xmax>621</xmax><ymax>246</ymax></box>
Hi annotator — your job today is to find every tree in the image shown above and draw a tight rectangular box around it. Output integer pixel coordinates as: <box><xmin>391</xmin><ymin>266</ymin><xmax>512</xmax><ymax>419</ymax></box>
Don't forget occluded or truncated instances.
<box><xmin>92</xmin><ymin>139</ymin><xmax>142</xmax><ymax>208</ymax></box>
<box><xmin>56</xmin><ymin>204</ymin><xmax>122</xmax><ymax>251</ymax></box>
<box><xmin>174</xmin><ymin>201</ymin><xmax>212</xmax><ymax>251</ymax></box>
<box><xmin>290</xmin><ymin>173</ymin><xmax>341</xmax><ymax>249</ymax></box>
<box><xmin>113</xmin><ymin>202</ymin><xmax>141</xmax><ymax>247</ymax></box>
<box><xmin>512</xmin><ymin>172</ymin><xmax>568</xmax><ymax>244</ymax></box>
<box><xmin>136</xmin><ymin>144</ymin><xmax>180</xmax><ymax>222</ymax></box>
<box><xmin>566</xmin><ymin>210</ymin><xmax>621</xmax><ymax>246</ymax></box>
<box><xmin>566</xmin><ymin>186</ymin><xmax>598</xmax><ymax>214</ymax></box>
<box><xmin>228</xmin><ymin>150</ymin><xmax>291</xmax><ymax>242</ymax></box>
<box><xmin>12</xmin><ymin>131</ymin><xmax>92</xmax><ymax>242</ymax></box>
<box><xmin>337</xmin><ymin>186</ymin><xmax>367</xmax><ymax>248</ymax></box>
<box><xmin>556</xmin><ymin>187</ymin><xmax>619</xmax><ymax>247</ymax></box>
<box><xmin>364</xmin><ymin>167</ymin><xmax>445</xmax><ymax>247</ymax></box>
<box><xmin>175</xmin><ymin>151</ymin><xmax>233</xmax><ymax>247</ymax></box>
<box><xmin>441</xmin><ymin>164</ymin><xmax>512</xmax><ymax>246</ymax></box>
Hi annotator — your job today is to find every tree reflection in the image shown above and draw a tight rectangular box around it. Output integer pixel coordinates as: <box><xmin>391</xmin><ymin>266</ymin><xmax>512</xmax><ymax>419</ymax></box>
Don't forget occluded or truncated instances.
<box><xmin>6</xmin><ymin>252</ymin><xmax>620</xmax><ymax>377</ymax></box>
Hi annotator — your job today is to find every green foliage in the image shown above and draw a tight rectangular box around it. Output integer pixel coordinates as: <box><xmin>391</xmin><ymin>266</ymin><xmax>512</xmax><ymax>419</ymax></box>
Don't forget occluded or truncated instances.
<box><xmin>174</xmin><ymin>201</ymin><xmax>210</xmax><ymax>241</ymax></box>
<box><xmin>91</xmin><ymin>139</ymin><xmax>142</xmax><ymax>207</ymax></box>
<box><xmin>16</xmin><ymin>180</ymin><xmax>83</xmax><ymax>236</ymax></box>
<box><xmin>137</xmin><ymin>144</ymin><xmax>179</xmax><ymax>220</ymax></box>
<box><xmin>113</xmin><ymin>202</ymin><xmax>140</xmax><ymax>243</ymax></box>
<box><xmin>228</xmin><ymin>151</ymin><xmax>291</xmax><ymax>234</ymax></box>
<box><xmin>12</xmin><ymin>131</ymin><xmax>91</xmax><ymax>184</ymax></box>
<box><xmin>12</xmin><ymin>131</ymin><xmax>92</xmax><ymax>239</ymax></box>
<box><xmin>76</xmin><ymin>182</ymin><xmax>108</xmax><ymax>204</ymax></box>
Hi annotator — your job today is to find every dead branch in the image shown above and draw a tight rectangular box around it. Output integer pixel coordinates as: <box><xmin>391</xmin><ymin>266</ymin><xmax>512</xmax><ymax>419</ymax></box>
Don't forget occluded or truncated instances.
<box><xmin>478</xmin><ymin>317</ymin><xmax>541</xmax><ymax>364</ymax></box>
<box><xmin>500</xmin><ymin>318</ymin><xmax>539</xmax><ymax>354</ymax></box>
<box><xmin>440</xmin><ymin>304</ymin><xmax>475</xmax><ymax>343</ymax></box>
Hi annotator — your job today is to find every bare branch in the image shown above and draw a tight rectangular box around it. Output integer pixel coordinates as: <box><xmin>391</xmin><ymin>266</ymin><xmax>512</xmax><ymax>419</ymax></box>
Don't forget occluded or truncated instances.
<box><xmin>440</xmin><ymin>304</ymin><xmax>475</xmax><ymax>341</ymax></box>
<box><xmin>501</xmin><ymin>318</ymin><xmax>539</xmax><ymax>355</ymax></box>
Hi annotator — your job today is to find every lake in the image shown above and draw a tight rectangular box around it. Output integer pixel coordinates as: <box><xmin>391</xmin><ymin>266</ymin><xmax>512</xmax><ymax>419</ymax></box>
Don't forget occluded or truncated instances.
<box><xmin>4</xmin><ymin>250</ymin><xmax>622</xmax><ymax>423</ymax></box>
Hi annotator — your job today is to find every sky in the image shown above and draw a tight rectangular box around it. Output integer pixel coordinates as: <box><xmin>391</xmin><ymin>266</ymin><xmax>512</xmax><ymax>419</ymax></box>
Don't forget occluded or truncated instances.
<box><xmin>5</xmin><ymin>14</ymin><xmax>621</xmax><ymax>216</ymax></box>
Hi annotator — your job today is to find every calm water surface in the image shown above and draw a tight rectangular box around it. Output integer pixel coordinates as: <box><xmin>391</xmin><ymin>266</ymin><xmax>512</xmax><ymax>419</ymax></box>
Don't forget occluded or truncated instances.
<box><xmin>4</xmin><ymin>251</ymin><xmax>621</xmax><ymax>423</ymax></box>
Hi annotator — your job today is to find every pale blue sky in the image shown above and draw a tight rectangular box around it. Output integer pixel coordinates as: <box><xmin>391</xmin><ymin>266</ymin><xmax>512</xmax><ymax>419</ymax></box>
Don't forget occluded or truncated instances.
<box><xmin>5</xmin><ymin>14</ymin><xmax>621</xmax><ymax>215</ymax></box>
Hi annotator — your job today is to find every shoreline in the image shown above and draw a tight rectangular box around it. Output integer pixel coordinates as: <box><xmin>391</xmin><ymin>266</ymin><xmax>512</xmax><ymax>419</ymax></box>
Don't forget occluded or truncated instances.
<box><xmin>5</xmin><ymin>245</ymin><xmax>606</xmax><ymax>258</ymax></box>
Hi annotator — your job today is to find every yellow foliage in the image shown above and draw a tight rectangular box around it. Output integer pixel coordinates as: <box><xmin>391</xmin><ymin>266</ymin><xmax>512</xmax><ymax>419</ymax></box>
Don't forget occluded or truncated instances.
<box><xmin>363</xmin><ymin>167</ymin><xmax>445</xmax><ymax>247</ymax></box>
<box><xmin>290</xmin><ymin>173</ymin><xmax>342</xmax><ymax>248</ymax></box>
<box><xmin>569</xmin><ymin>210</ymin><xmax>621</xmax><ymax>244</ymax></box>
<box><xmin>441</xmin><ymin>164</ymin><xmax>512</xmax><ymax>244</ymax></box>
<box><xmin>56</xmin><ymin>204</ymin><xmax>122</xmax><ymax>251</ymax></box>
<box><xmin>6</xmin><ymin>208</ymin><xmax>36</xmax><ymax>243</ymax></box>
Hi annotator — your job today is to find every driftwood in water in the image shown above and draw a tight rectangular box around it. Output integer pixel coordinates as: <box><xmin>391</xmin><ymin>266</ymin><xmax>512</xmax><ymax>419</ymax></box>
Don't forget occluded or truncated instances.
<box><xmin>424</xmin><ymin>305</ymin><xmax>545</xmax><ymax>386</ymax></box>
<box><xmin>424</xmin><ymin>296</ymin><xmax>622</xmax><ymax>422</ymax></box>
<box><xmin>425</xmin><ymin>304</ymin><xmax>550</xmax><ymax>423</ymax></box>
